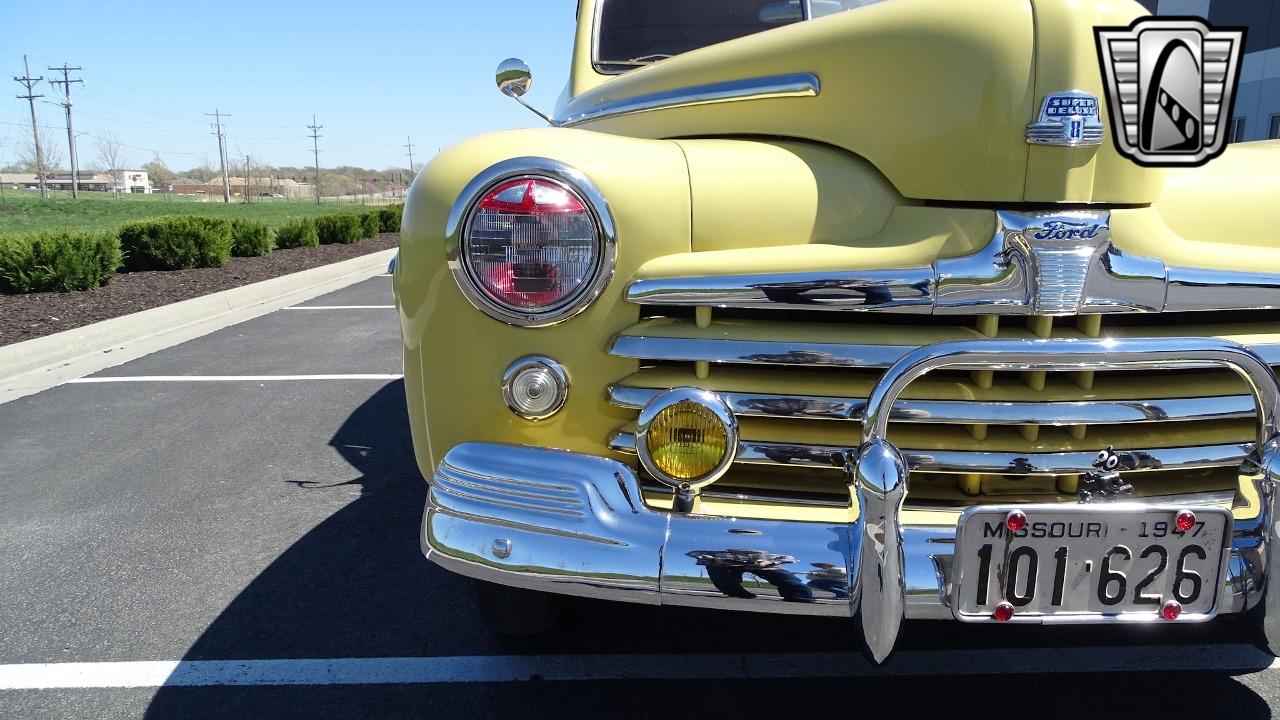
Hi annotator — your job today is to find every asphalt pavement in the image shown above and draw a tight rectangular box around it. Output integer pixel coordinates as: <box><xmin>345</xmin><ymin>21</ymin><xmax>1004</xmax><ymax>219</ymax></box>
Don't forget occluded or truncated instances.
<box><xmin>4</xmin><ymin>273</ymin><xmax>1280</xmax><ymax>718</ymax></box>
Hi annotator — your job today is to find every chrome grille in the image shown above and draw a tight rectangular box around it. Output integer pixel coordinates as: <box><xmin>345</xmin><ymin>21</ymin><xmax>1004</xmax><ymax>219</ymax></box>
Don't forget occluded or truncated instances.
<box><xmin>605</xmin><ymin>309</ymin><xmax>1279</xmax><ymax>510</ymax></box>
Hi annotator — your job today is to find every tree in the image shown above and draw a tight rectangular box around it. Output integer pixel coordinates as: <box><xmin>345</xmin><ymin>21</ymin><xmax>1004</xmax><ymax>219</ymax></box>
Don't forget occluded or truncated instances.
<box><xmin>321</xmin><ymin>172</ymin><xmax>353</xmax><ymax>198</ymax></box>
<box><xmin>178</xmin><ymin>161</ymin><xmax>217</xmax><ymax>183</ymax></box>
<box><xmin>17</xmin><ymin>126</ymin><xmax>66</xmax><ymax>173</ymax></box>
<box><xmin>93</xmin><ymin>130</ymin><xmax>126</xmax><ymax>197</ymax></box>
<box><xmin>144</xmin><ymin>153</ymin><xmax>175</xmax><ymax>192</ymax></box>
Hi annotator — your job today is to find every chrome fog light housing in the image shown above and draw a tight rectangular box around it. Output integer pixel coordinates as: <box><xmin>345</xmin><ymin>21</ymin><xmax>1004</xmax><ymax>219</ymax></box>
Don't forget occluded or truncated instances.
<box><xmin>502</xmin><ymin>356</ymin><xmax>569</xmax><ymax>420</ymax></box>
<box><xmin>636</xmin><ymin>387</ymin><xmax>738</xmax><ymax>489</ymax></box>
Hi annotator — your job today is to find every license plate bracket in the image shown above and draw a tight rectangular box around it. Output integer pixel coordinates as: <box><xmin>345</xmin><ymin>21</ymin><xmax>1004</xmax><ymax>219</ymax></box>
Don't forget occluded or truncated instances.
<box><xmin>951</xmin><ymin>504</ymin><xmax>1233</xmax><ymax>623</ymax></box>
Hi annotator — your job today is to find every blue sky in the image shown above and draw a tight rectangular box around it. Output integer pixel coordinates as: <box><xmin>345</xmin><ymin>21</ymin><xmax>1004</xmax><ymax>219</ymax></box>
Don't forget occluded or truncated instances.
<box><xmin>1</xmin><ymin>0</ymin><xmax>577</xmax><ymax>172</ymax></box>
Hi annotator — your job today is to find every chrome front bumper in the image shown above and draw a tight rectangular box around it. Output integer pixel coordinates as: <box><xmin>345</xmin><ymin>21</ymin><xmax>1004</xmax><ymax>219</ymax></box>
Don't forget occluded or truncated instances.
<box><xmin>421</xmin><ymin>338</ymin><xmax>1280</xmax><ymax>663</ymax></box>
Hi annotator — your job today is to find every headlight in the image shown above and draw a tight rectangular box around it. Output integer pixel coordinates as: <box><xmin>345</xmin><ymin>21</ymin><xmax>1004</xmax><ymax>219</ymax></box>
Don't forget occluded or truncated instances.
<box><xmin>448</xmin><ymin>158</ymin><xmax>616</xmax><ymax>327</ymax></box>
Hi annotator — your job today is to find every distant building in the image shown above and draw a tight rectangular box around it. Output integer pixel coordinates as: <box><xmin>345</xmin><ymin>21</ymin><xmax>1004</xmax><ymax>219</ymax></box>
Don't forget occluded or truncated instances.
<box><xmin>1138</xmin><ymin>0</ymin><xmax>1280</xmax><ymax>141</ymax></box>
<box><xmin>0</xmin><ymin>171</ymin><xmax>150</xmax><ymax>193</ymax></box>
<box><xmin>168</xmin><ymin>176</ymin><xmax>312</xmax><ymax>199</ymax></box>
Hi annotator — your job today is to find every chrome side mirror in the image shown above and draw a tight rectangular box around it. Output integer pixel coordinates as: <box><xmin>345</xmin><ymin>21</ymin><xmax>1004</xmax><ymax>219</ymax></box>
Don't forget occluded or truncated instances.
<box><xmin>495</xmin><ymin>58</ymin><xmax>554</xmax><ymax>125</ymax></box>
<box><xmin>496</xmin><ymin>58</ymin><xmax>532</xmax><ymax>98</ymax></box>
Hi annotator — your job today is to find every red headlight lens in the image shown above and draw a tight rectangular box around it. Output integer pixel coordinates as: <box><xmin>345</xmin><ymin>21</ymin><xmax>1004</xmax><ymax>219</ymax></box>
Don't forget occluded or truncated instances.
<box><xmin>464</xmin><ymin>177</ymin><xmax>601</xmax><ymax>313</ymax></box>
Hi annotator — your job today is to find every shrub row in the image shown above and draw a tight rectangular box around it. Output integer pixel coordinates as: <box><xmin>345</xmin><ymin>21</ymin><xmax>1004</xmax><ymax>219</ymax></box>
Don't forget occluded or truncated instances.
<box><xmin>0</xmin><ymin>231</ymin><xmax>123</xmax><ymax>293</ymax></box>
<box><xmin>379</xmin><ymin>204</ymin><xmax>403</xmax><ymax>233</ymax></box>
<box><xmin>275</xmin><ymin>217</ymin><xmax>318</xmax><ymax>248</ymax></box>
<box><xmin>118</xmin><ymin>216</ymin><xmax>234</xmax><ymax>270</ymax></box>
<box><xmin>1</xmin><ymin>205</ymin><xmax>401</xmax><ymax>294</ymax></box>
<box><xmin>315</xmin><ymin>213</ymin><xmax>364</xmax><ymax>245</ymax></box>
<box><xmin>230</xmin><ymin>218</ymin><xmax>273</xmax><ymax>257</ymax></box>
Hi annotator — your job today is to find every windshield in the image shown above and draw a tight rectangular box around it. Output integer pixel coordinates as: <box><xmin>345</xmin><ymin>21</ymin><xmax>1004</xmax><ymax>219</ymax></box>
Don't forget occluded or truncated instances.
<box><xmin>594</xmin><ymin>0</ymin><xmax>885</xmax><ymax>71</ymax></box>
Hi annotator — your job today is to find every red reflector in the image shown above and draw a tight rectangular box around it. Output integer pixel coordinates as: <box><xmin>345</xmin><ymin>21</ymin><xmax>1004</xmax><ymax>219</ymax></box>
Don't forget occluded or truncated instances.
<box><xmin>1006</xmin><ymin>509</ymin><xmax>1028</xmax><ymax>533</ymax></box>
<box><xmin>993</xmin><ymin>602</ymin><xmax>1015</xmax><ymax>622</ymax></box>
<box><xmin>1175</xmin><ymin>510</ymin><xmax>1196</xmax><ymax>533</ymax></box>
<box><xmin>477</xmin><ymin>178</ymin><xmax>585</xmax><ymax>214</ymax></box>
<box><xmin>1161</xmin><ymin>600</ymin><xmax>1183</xmax><ymax>621</ymax></box>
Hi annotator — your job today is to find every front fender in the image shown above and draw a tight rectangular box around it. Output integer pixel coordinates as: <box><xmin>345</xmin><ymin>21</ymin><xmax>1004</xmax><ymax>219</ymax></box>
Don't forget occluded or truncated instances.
<box><xmin>396</xmin><ymin>128</ymin><xmax>691</xmax><ymax>478</ymax></box>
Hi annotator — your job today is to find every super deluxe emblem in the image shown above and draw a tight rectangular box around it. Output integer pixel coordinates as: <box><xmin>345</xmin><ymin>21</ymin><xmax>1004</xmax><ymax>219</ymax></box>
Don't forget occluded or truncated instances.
<box><xmin>1025</xmin><ymin>90</ymin><xmax>1104</xmax><ymax>147</ymax></box>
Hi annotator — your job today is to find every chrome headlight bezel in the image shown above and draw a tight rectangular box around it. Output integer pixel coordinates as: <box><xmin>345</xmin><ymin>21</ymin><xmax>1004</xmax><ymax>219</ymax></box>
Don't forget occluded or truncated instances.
<box><xmin>445</xmin><ymin>157</ymin><xmax>617</xmax><ymax>327</ymax></box>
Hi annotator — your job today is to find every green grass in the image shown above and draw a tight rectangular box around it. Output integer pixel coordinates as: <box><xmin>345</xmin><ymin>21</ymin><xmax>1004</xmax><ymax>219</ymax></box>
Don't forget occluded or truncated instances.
<box><xmin>0</xmin><ymin>191</ymin><xmax>390</xmax><ymax>237</ymax></box>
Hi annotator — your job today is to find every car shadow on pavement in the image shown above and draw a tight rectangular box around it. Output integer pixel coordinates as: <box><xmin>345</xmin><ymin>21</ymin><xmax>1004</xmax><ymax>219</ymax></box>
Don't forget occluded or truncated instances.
<box><xmin>142</xmin><ymin>379</ymin><xmax>1276</xmax><ymax>719</ymax></box>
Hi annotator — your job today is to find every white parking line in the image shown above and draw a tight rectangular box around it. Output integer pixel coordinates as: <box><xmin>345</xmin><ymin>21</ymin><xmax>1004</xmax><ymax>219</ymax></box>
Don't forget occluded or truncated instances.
<box><xmin>1</xmin><ymin>645</ymin><xmax>1276</xmax><ymax>689</ymax></box>
<box><xmin>284</xmin><ymin>305</ymin><xmax>395</xmax><ymax>310</ymax></box>
<box><xmin>68</xmin><ymin>375</ymin><xmax>403</xmax><ymax>383</ymax></box>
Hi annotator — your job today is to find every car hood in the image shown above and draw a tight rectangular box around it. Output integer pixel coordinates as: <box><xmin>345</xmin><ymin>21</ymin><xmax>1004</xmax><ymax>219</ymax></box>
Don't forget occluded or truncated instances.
<box><xmin>557</xmin><ymin>0</ymin><xmax>1160</xmax><ymax>204</ymax></box>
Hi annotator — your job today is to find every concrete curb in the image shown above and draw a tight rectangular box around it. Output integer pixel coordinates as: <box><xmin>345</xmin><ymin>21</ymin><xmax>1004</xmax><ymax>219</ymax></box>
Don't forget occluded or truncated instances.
<box><xmin>0</xmin><ymin>248</ymin><xmax>397</xmax><ymax>404</ymax></box>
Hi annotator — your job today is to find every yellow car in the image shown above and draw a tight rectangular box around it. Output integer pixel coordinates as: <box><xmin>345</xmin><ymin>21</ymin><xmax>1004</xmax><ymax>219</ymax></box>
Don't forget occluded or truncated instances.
<box><xmin>395</xmin><ymin>0</ymin><xmax>1280</xmax><ymax>663</ymax></box>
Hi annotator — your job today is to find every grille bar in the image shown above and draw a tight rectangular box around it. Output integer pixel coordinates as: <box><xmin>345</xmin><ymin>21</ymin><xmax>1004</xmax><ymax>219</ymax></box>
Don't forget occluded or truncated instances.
<box><xmin>608</xmin><ymin>385</ymin><xmax>1256</xmax><ymax>426</ymax></box>
<box><xmin>607</xmin><ymin>430</ymin><xmax>1252</xmax><ymax>476</ymax></box>
<box><xmin>609</xmin><ymin>331</ymin><xmax>1280</xmax><ymax>368</ymax></box>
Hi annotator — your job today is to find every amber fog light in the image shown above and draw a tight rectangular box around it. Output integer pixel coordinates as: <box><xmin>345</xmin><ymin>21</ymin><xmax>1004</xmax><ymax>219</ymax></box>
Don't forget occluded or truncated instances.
<box><xmin>502</xmin><ymin>356</ymin><xmax>568</xmax><ymax>420</ymax></box>
<box><xmin>637</xmin><ymin>388</ymin><xmax>738</xmax><ymax>489</ymax></box>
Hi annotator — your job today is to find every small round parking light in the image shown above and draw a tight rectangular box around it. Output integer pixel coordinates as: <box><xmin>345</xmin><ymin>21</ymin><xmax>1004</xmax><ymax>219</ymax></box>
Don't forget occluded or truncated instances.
<box><xmin>993</xmin><ymin>602</ymin><xmax>1015</xmax><ymax>622</ymax></box>
<box><xmin>1006</xmin><ymin>509</ymin><xmax>1028</xmax><ymax>533</ymax></box>
<box><xmin>1161</xmin><ymin>600</ymin><xmax>1183</xmax><ymax>621</ymax></box>
<box><xmin>501</xmin><ymin>356</ymin><xmax>569</xmax><ymax>420</ymax></box>
<box><xmin>1175</xmin><ymin>510</ymin><xmax>1196</xmax><ymax>533</ymax></box>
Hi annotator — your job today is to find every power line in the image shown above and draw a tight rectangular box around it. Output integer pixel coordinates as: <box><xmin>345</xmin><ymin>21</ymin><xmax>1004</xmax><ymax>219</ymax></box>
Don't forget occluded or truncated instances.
<box><xmin>13</xmin><ymin>54</ymin><xmax>48</xmax><ymax>198</ymax></box>
<box><xmin>75</xmin><ymin>87</ymin><xmax>205</xmax><ymax>125</ymax></box>
<box><xmin>0</xmin><ymin>119</ymin><xmax>62</xmax><ymax>132</ymax></box>
<box><xmin>404</xmin><ymin>136</ymin><xmax>415</xmax><ymax>174</ymax></box>
<box><xmin>80</xmin><ymin>77</ymin><xmax>303</xmax><ymax>129</ymax></box>
<box><xmin>205</xmin><ymin>108</ymin><xmax>231</xmax><ymax>203</ymax></box>
<box><xmin>308</xmin><ymin>115</ymin><xmax>323</xmax><ymax>206</ymax></box>
<box><xmin>117</xmin><ymin>141</ymin><xmax>208</xmax><ymax>156</ymax></box>
<box><xmin>48</xmin><ymin>63</ymin><xmax>84</xmax><ymax>197</ymax></box>
<box><xmin>71</xmin><ymin>106</ymin><xmax>214</xmax><ymax>137</ymax></box>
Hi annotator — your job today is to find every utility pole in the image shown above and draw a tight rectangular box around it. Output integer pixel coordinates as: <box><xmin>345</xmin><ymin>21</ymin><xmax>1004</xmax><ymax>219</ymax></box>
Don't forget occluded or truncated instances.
<box><xmin>47</xmin><ymin>63</ymin><xmax>83</xmax><ymax>198</ymax></box>
<box><xmin>404</xmin><ymin>136</ymin><xmax>415</xmax><ymax>175</ymax></box>
<box><xmin>308</xmin><ymin>115</ymin><xmax>323</xmax><ymax>206</ymax></box>
<box><xmin>14</xmin><ymin>55</ymin><xmax>48</xmax><ymax>199</ymax></box>
<box><xmin>240</xmin><ymin>153</ymin><xmax>250</xmax><ymax>202</ymax></box>
<box><xmin>205</xmin><ymin>109</ymin><xmax>231</xmax><ymax>202</ymax></box>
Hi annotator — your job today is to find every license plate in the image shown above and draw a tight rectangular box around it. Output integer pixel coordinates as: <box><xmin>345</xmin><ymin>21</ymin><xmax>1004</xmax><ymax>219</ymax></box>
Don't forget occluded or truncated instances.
<box><xmin>953</xmin><ymin>505</ymin><xmax>1232</xmax><ymax>621</ymax></box>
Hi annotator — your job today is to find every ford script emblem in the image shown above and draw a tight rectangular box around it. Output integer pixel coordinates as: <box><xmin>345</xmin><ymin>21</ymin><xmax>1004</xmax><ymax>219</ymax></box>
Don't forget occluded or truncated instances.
<box><xmin>1031</xmin><ymin>220</ymin><xmax>1103</xmax><ymax>241</ymax></box>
